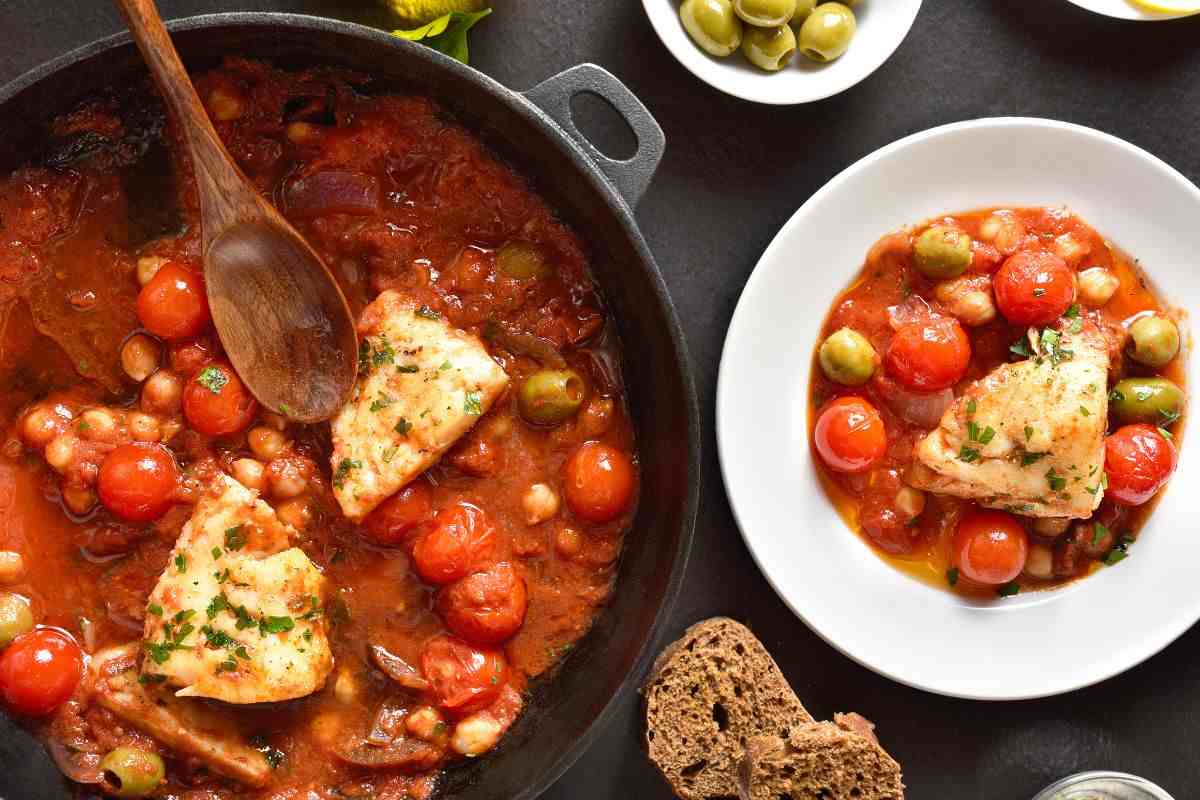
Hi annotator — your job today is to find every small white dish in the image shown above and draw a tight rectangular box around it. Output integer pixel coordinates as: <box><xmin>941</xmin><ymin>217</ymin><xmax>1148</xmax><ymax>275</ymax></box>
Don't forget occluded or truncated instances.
<box><xmin>716</xmin><ymin>118</ymin><xmax>1200</xmax><ymax>700</ymax></box>
<box><xmin>641</xmin><ymin>0</ymin><xmax>922</xmax><ymax>105</ymax></box>
<box><xmin>1065</xmin><ymin>0</ymin><xmax>1199</xmax><ymax>19</ymax></box>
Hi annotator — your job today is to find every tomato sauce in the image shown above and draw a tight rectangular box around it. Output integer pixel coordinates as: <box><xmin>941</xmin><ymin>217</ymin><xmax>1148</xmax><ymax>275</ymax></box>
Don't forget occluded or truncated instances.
<box><xmin>809</xmin><ymin>207</ymin><xmax>1186</xmax><ymax>598</ymax></box>
<box><xmin>0</xmin><ymin>58</ymin><xmax>638</xmax><ymax>798</ymax></box>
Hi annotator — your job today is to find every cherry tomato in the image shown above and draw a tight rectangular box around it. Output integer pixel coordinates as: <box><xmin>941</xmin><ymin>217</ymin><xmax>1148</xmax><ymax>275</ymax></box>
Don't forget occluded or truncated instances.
<box><xmin>813</xmin><ymin>397</ymin><xmax>887</xmax><ymax>474</ymax></box>
<box><xmin>561</xmin><ymin>441</ymin><xmax>636</xmax><ymax>523</ymax></box>
<box><xmin>1105</xmin><ymin>424</ymin><xmax>1178</xmax><ymax>506</ymax></box>
<box><xmin>98</xmin><ymin>443</ymin><xmax>180</xmax><ymax>522</ymax></box>
<box><xmin>362</xmin><ymin>482</ymin><xmax>433</xmax><ymax>546</ymax></box>
<box><xmin>953</xmin><ymin>510</ymin><xmax>1029</xmax><ymax>585</ymax></box>
<box><xmin>0</xmin><ymin>628</ymin><xmax>84</xmax><ymax>716</ymax></box>
<box><xmin>885</xmin><ymin>318</ymin><xmax>971</xmax><ymax>392</ymax></box>
<box><xmin>411</xmin><ymin>502</ymin><xmax>496</xmax><ymax>586</ymax></box>
<box><xmin>136</xmin><ymin>262</ymin><xmax>211</xmax><ymax>340</ymax></box>
<box><xmin>993</xmin><ymin>250</ymin><xmax>1075</xmax><ymax>325</ymax></box>
<box><xmin>182</xmin><ymin>362</ymin><xmax>258</xmax><ymax>437</ymax></box>
<box><xmin>437</xmin><ymin>561</ymin><xmax>528</xmax><ymax>646</ymax></box>
<box><xmin>420</xmin><ymin>635</ymin><xmax>508</xmax><ymax>716</ymax></box>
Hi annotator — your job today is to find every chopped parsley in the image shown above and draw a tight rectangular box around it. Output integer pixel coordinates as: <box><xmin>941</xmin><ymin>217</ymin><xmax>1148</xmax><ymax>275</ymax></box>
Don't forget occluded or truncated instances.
<box><xmin>1158</xmin><ymin>426</ymin><xmax>1174</xmax><ymax>441</ymax></box>
<box><xmin>397</xmin><ymin>364</ymin><xmax>419</xmax><ymax>374</ymax></box>
<box><xmin>463</xmin><ymin>391</ymin><xmax>482</xmax><ymax>416</ymax></box>
<box><xmin>1160</xmin><ymin>408</ymin><xmax>1182</xmax><ymax>426</ymax></box>
<box><xmin>439</xmin><ymin>360</ymin><xmax>453</xmax><ymax>371</ymax></box>
<box><xmin>395</xmin><ymin>418</ymin><xmax>412</xmax><ymax>436</ymax></box>
<box><xmin>958</xmin><ymin>446</ymin><xmax>981</xmax><ymax>463</ymax></box>
<box><xmin>259</xmin><ymin>616</ymin><xmax>295</xmax><ymax>635</ymax></box>
<box><xmin>1024</xmin><ymin>425</ymin><xmax>1035</xmax><ymax>442</ymax></box>
<box><xmin>1045</xmin><ymin>468</ymin><xmax>1067</xmax><ymax>493</ymax></box>
<box><xmin>369</xmin><ymin>394</ymin><xmax>395</xmax><ymax>413</ymax></box>
<box><xmin>1020</xmin><ymin>452</ymin><xmax>1047</xmax><ymax>467</ymax></box>
<box><xmin>372</xmin><ymin>337</ymin><xmax>395</xmax><ymax>369</ymax></box>
<box><xmin>416</xmin><ymin>305</ymin><xmax>441</xmax><ymax>320</ymax></box>
<box><xmin>979</xmin><ymin>426</ymin><xmax>996</xmax><ymax>445</ymax></box>
<box><xmin>196</xmin><ymin>366</ymin><xmax>229</xmax><ymax>395</ymax></box>
<box><xmin>965</xmin><ymin>398</ymin><xmax>977</xmax><ymax>416</ymax></box>
<box><xmin>382</xmin><ymin>445</ymin><xmax>399</xmax><ymax>463</ymax></box>
<box><xmin>137</xmin><ymin>673</ymin><xmax>167</xmax><ymax>685</ymax></box>
<box><xmin>206</xmin><ymin>594</ymin><xmax>230</xmax><ymax>620</ymax></box>
<box><xmin>1079</xmin><ymin>405</ymin><xmax>1091</xmax><ymax>417</ymax></box>
<box><xmin>1064</xmin><ymin>303</ymin><xmax>1080</xmax><ymax>319</ymax></box>
<box><xmin>201</xmin><ymin>625</ymin><xmax>237</xmax><ymax>649</ymax></box>
<box><xmin>216</xmin><ymin>659</ymin><xmax>238</xmax><ymax>674</ymax></box>
<box><xmin>1039</xmin><ymin>329</ymin><xmax>1074</xmax><ymax>365</ymax></box>
<box><xmin>946</xmin><ymin>567</ymin><xmax>959</xmax><ymax>587</ymax></box>
<box><xmin>211</xmin><ymin>547</ymin><xmax>223</xmax><ymax>560</ymax></box>
<box><xmin>1092</xmin><ymin>522</ymin><xmax>1109</xmax><ymax>547</ymax></box>
<box><xmin>224</xmin><ymin>526</ymin><xmax>247</xmax><ymax>551</ymax></box>
<box><xmin>147</xmin><ymin>603</ymin><xmax>164</xmax><ymax>617</ymax></box>
<box><xmin>1109</xmin><ymin>387</ymin><xmax>1126</xmax><ymax>404</ymax></box>
<box><xmin>233</xmin><ymin>605</ymin><xmax>257</xmax><ymax>631</ymax></box>
<box><xmin>175</xmin><ymin>554</ymin><xmax>187</xmax><ymax>574</ymax></box>
<box><xmin>997</xmin><ymin>581</ymin><xmax>1020</xmax><ymax>598</ymax></box>
<box><xmin>332</xmin><ymin>458</ymin><xmax>362</xmax><ymax>489</ymax></box>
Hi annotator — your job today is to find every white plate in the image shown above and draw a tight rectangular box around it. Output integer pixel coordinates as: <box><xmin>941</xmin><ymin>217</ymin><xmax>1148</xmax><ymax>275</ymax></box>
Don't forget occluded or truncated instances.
<box><xmin>716</xmin><ymin>118</ymin><xmax>1200</xmax><ymax>700</ymax></box>
<box><xmin>1065</xmin><ymin>0</ymin><xmax>1200</xmax><ymax>20</ymax></box>
<box><xmin>641</xmin><ymin>0</ymin><xmax>922</xmax><ymax>105</ymax></box>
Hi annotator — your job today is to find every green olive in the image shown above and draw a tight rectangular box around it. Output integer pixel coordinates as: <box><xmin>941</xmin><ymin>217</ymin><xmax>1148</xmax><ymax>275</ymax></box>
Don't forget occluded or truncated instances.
<box><xmin>734</xmin><ymin>0</ymin><xmax>797</xmax><ymax>27</ymax></box>
<box><xmin>518</xmin><ymin>369</ymin><xmax>586</xmax><ymax>426</ymax></box>
<box><xmin>1129</xmin><ymin>316</ymin><xmax>1180</xmax><ymax>368</ymax></box>
<box><xmin>740</xmin><ymin>24</ymin><xmax>797</xmax><ymax>72</ymax></box>
<box><xmin>497</xmin><ymin>241</ymin><xmax>551</xmax><ymax>280</ymax></box>
<box><xmin>0</xmin><ymin>593</ymin><xmax>32</xmax><ymax>648</ymax></box>
<box><xmin>680</xmin><ymin>0</ymin><xmax>744</xmax><ymax>58</ymax></box>
<box><xmin>1110</xmin><ymin>377</ymin><xmax>1185</xmax><ymax>426</ymax></box>
<box><xmin>913</xmin><ymin>225</ymin><xmax>972</xmax><ymax>280</ymax></box>
<box><xmin>818</xmin><ymin>327</ymin><xmax>877</xmax><ymax>386</ymax></box>
<box><xmin>788</xmin><ymin>0</ymin><xmax>818</xmax><ymax>26</ymax></box>
<box><xmin>100</xmin><ymin>747</ymin><xmax>165</xmax><ymax>798</ymax></box>
<box><xmin>798</xmin><ymin>2</ymin><xmax>857</xmax><ymax>62</ymax></box>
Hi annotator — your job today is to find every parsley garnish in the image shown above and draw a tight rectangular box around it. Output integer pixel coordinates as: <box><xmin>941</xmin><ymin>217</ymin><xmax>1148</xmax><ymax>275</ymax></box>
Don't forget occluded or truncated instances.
<box><xmin>1079</xmin><ymin>405</ymin><xmax>1091</xmax><ymax>417</ymax></box>
<box><xmin>997</xmin><ymin>581</ymin><xmax>1020</xmax><ymax>598</ymax></box>
<box><xmin>979</xmin><ymin>426</ymin><xmax>996</xmax><ymax>445</ymax></box>
<box><xmin>196</xmin><ymin>366</ymin><xmax>228</xmax><ymax>395</ymax></box>
<box><xmin>206</xmin><ymin>594</ymin><xmax>230</xmax><ymax>620</ymax></box>
<box><xmin>966</xmin><ymin>398</ymin><xmax>977</xmax><ymax>416</ymax></box>
<box><xmin>372</xmin><ymin>336</ymin><xmax>395</xmax><ymax>369</ymax></box>
<box><xmin>959</xmin><ymin>446</ymin><xmax>981</xmax><ymax>463</ymax></box>
<box><xmin>1046</xmin><ymin>469</ymin><xmax>1066</xmax><ymax>493</ymax></box>
<box><xmin>463</xmin><ymin>391</ymin><xmax>482</xmax><ymax>415</ymax></box>
<box><xmin>946</xmin><ymin>567</ymin><xmax>959</xmax><ymax>587</ymax></box>
<box><xmin>137</xmin><ymin>673</ymin><xmax>167</xmax><ymax>685</ymax></box>
<box><xmin>369</xmin><ymin>394</ymin><xmax>394</xmax><ymax>413</ymax></box>
<box><xmin>1064</xmin><ymin>303</ymin><xmax>1080</xmax><ymax>319</ymax></box>
<box><xmin>333</xmin><ymin>459</ymin><xmax>362</xmax><ymax>489</ymax></box>
<box><xmin>439</xmin><ymin>360</ymin><xmax>452</xmax><ymax>371</ymax></box>
<box><xmin>260</xmin><ymin>616</ymin><xmax>295</xmax><ymax>635</ymax></box>
<box><xmin>381</xmin><ymin>445</ymin><xmax>399</xmax><ymax>464</ymax></box>
<box><xmin>201</xmin><ymin>625</ymin><xmax>236</xmax><ymax>649</ymax></box>
<box><xmin>147</xmin><ymin>603</ymin><xmax>163</xmax><ymax>617</ymax></box>
<box><xmin>416</xmin><ymin>305</ymin><xmax>441</xmax><ymax>320</ymax></box>
<box><xmin>397</xmin><ymin>364</ymin><xmax>419</xmax><ymax>373</ymax></box>
<box><xmin>1024</xmin><ymin>425</ymin><xmax>1035</xmax><ymax>441</ymax></box>
<box><xmin>1160</xmin><ymin>408</ymin><xmax>1182</xmax><ymax>426</ymax></box>
<box><xmin>1020</xmin><ymin>452</ymin><xmax>1047</xmax><ymax>467</ymax></box>
<box><xmin>216</xmin><ymin>659</ymin><xmax>238</xmax><ymax>674</ymax></box>
<box><xmin>1109</xmin><ymin>387</ymin><xmax>1125</xmax><ymax>404</ymax></box>
<box><xmin>211</xmin><ymin>547</ymin><xmax>222</xmax><ymax>560</ymax></box>
<box><xmin>175</xmin><ymin>554</ymin><xmax>187</xmax><ymax>574</ymax></box>
<box><xmin>224</xmin><ymin>526</ymin><xmax>246</xmax><ymax>551</ymax></box>
<box><xmin>395</xmin><ymin>418</ymin><xmax>412</xmax><ymax>436</ymax></box>
<box><xmin>1158</xmin><ymin>426</ymin><xmax>1174</xmax><ymax>441</ymax></box>
<box><xmin>1092</xmin><ymin>522</ymin><xmax>1109</xmax><ymax>547</ymax></box>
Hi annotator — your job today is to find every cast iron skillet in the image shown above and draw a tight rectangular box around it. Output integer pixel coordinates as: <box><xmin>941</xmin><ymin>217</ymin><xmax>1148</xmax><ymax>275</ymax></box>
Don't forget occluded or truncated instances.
<box><xmin>0</xmin><ymin>13</ymin><xmax>699</xmax><ymax>800</ymax></box>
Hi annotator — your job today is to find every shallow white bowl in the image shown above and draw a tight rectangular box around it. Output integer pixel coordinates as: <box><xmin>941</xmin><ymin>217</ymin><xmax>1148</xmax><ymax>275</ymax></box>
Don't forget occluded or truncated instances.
<box><xmin>716</xmin><ymin>118</ymin><xmax>1200</xmax><ymax>700</ymax></box>
<box><xmin>641</xmin><ymin>0</ymin><xmax>922</xmax><ymax>105</ymax></box>
<box><xmin>1065</xmin><ymin>0</ymin><xmax>1199</xmax><ymax>20</ymax></box>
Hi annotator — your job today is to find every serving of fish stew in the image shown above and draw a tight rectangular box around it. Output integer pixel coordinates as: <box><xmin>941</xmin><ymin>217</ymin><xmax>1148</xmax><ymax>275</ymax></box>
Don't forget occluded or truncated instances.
<box><xmin>0</xmin><ymin>59</ymin><xmax>638</xmax><ymax>797</ymax></box>
<box><xmin>810</xmin><ymin>207</ymin><xmax>1185</xmax><ymax>597</ymax></box>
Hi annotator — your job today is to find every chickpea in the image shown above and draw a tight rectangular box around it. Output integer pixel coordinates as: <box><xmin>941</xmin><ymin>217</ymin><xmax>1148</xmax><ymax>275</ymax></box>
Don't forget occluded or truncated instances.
<box><xmin>578</xmin><ymin>397</ymin><xmax>614</xmax><ymax>439</ymax></box>
<box><xmin>44</xmin><ymin>435</ymin><xmax>77</xmax><ymax>473</ymax></box>
<box><xmin>555</xmin><ymin>526</ymin><xmax>583</xmax><ymax>559</ymax></box>
<box><xmin>21</xmin><ymin>406</ymin><xmax>65</xmax><ymax>448</ymax></box>
<box><xmin>0</xmin><ymin>552</ymin><xmax>26</xmax><ymax>584</ymax></box>
<box><xmin>127</xmin><ymin>413</ymin><xmax>162</xmax><ymax>443</ymax></box>
<box><xmin>269</xmin><ymin>461</ymin><xmax>308</xmax><ymax>499</ymax></box>
<box><xmin>451</xmin><ymin>713</ymin><xmax>503</xmax><ymax>757</ymax></box>
<box><xmin>1052</xmin><ymin>233</ymin><xmax>1089</xmax><ymax>266</ymax></box>
<box><xmin>286</xmin><ymin>122</ymin><xmax>320</xmax><ymax>144</ymax></box>
<box><xmin>933</xmin><ymin>276</ymin><xmax>996</xmax><ymax>327</ymax></box>
<box><xmin>1129</xmin><ymin>315</ymin><xmax>1180</xmax><ymax>368</ymax></box>
<box><xmin>275</xmin><ymin>497</ymin><xmax>313</xmax><ymax>531</ymax></box>
<box><xmin>248</xmin><ymin>427</ymin><xmax>287</xmax><ymax>461</ymax></box>
<box><xmin>522</xmin><ymin>483</ymin><xmax>560</xmax><ymax>526</ymax></box>
<box><xmin>78</xmin><ymin>409</ymin><xmax>119</xmax><ymax>443</ymax></box>
<box><xmin>1024</xmin><ymin>543</ymin><xmax>1054</xmax><ymax>580</ymax></box>
<box><xmin>406</xmin><ymin>706</ymin><xmax>444</xmax><ymax>742</ymax></box>
<box><xmin>1078</xmin><ymin>267</ymin><xmax>1119</xmax><ymax>307</ymax></box>
<box><xmin>141</xmin><ymin>370</ymin><xmax>183</xmax><ymax>415</ymax></box>
<box><xmin>207</xmin><ymin>87</ymin><xmax>244</xmax><ymax>121</ymax></box>
<box><xmin>1032</xmin><ymin>517</ymin><xmax>1071</xmax><ymax>538</ymax></box>
<box><xmin>894</xmin><ymin>486</ymin><xmax>925</xmax><ymax>519</ymax></box>
<box><xmin>260</xmin><ymin>412</ymin><xmax>288</xmax><ymax>431</ymax></box>
<box><xmin>333</xmin><ymin>668</ymin><xmax>358</xmax><ymax>704</ymax></box>
<box><xmin>136</xmin><ymin>256</ymin><xmax>167</xmax><ymax>287</ymax></box>
<box><xmin>120</xmin><ymin>334</ymin><xmax>161</xmax><ymax>383</ymax></box>
<box><xmin>232</xmin><ymin>459</ymin><xmax>266</xmax><ymax>492</ymax></box>
<box><xmin>159</xmin><ymin>420</ymin><xmax>183</xmax><ymax>442</ymax></box>
<box><xmin>978</xmin><ymin>212</ymin><xmax>1025</xmax><ymax>254</ymax></box>
<box><xmin>62</xmin><ymin>486</ymin><xmax>97</xmax><ymax>515</ymax></box>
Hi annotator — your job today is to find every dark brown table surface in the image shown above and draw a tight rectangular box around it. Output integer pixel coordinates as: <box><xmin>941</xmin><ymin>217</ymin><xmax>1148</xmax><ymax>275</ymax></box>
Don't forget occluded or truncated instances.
<box><xmin>4</xmin><ymin>2</ymin><xmax>1200</xmax><ymax>798</ymax></box>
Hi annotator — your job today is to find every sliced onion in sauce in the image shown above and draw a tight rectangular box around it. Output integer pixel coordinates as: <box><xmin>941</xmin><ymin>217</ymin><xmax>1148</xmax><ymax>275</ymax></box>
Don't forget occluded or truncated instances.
<box><xmin>366</xmin><ymin>700</ymin><xmax>408</xmax><ymax>747</ymax></box>
<box><xmin>336</xmin><ymin>735</ymin><xmax>441</xmax><ymax>770</ymax></box>
<box><xmin>283</xmin><ymin>170</ymin><xmax>381</xmax><ymax>218</ymax></box>
<box><xmin>482</xmin><ymin>322</ymin><xmax>566</xmax><ymax>368</ymax></box>
<box><xmin>886</xmin><ymin>294</ymin><xmax>938</xmax><ymax>331</ymax></box>
<box><xmin>47</xmin><ymin>741</ymin><xmax>103</xmax><ymax>785</ymax></box>
<box><xmin>884</xmin><ymin>386</ymin><xmax>954</xmax><ymax>429</ymax></box>
<box><xmin>370</xmin><ymin>644</ymin><xmax>431</xmax><ymax>692</ymax></box>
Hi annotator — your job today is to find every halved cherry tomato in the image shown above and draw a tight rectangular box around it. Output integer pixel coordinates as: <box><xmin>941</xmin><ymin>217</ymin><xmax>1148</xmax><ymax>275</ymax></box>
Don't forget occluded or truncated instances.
<box><xmin>437</xmin><ymin>561</ymin><xmax>528</xmax><ymax>646</ymax></box>
<box><xmin>885</xmin><ymin>318</ymin><xmax>971</xmax><ymax>392</ymax></box>
<box><xmin>137</xmin><ymin>262</ymin><xmax>211</xmax><ymax>340</ymax></box>
<box><xmin>362</xmin><ymin>482</ymin><xmax>433</xmax><ymax>546</ymax></box>
<box><xmin>993</xmin><ymin>250</ymin><xmax>1075</xmax><ymax>325</ymax></box>
<box><xmin>0</xmin><ymin>628</ymin><xmax>84</xmax><ymax>716</ymax></box>
<box><xmin>411</xmin><ymin>502</ymin><xmax>496</xmax><ymax>586</ymax></box>
<box><xmin>182</xmin><ymin>362</ymin><xmax>258</xmax><ymax>437</ymax></box>
<box><xmin>98</xmin><ymin>443</ymin><xmax>180</xmax><ymax>522</ymax></box>
<box><xmin>953</xmin><ymin>509</ymin><xmax>1029</xmax><ymax>585</ymax></box>
<box><xmin>561</xmin><ymin>441</ymin><xmax>635</xmax><ymax>523</ymax></box>
<box><xmin>420</xmin><ymin>635</ymin><xmax>508</xmax><ymax>716</ymax></box>
<box><xmin>813</xmin><ymin>397</ymin><xmax>887</xmax><ymax>474</ymax></box>
<box><xmin>1105</xmin><ymin>423</ymin><xmax>1178</xmax><ymax>506</ymax></box>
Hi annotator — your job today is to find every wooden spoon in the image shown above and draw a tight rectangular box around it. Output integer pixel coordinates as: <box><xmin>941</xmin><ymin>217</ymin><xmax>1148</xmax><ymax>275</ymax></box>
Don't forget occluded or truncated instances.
<box><xmin>115</xmin><ymin>0</ymin><xmax>358</xmax><ymax>423</ymax></box>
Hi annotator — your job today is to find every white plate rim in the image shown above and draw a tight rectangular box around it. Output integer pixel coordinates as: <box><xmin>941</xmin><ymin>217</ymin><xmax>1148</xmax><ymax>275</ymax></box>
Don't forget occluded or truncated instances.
<box><xmin>1065</xmin><ymin>0</ymin><xmax>1200</xmax><ymax>20</ymax></box>
<box><xmin>639</xmin><ymin>0</ymin><xmax>923</xmax><ymax>106</ymax></box>
<box><xmin>716</xmin><ymin>116</ymin><xmax>1200</xmax><ymax>700</ymax></box>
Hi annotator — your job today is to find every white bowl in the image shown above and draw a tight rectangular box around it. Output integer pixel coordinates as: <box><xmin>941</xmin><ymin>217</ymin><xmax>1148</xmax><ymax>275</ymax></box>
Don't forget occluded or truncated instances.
<box><xmin>641</xmin><ymin>0</ymin><xmax>922</xmax><ymax>105</ymax></box>
<box><xmin>716</xmin><ymin>118</ymin><xmax>1200</xmax><ymax>700</ymax></box>
<box><xmin>1065</xmin><ymin>0</ymin><xmax>1199</xmax><ymax>20</ymax></box>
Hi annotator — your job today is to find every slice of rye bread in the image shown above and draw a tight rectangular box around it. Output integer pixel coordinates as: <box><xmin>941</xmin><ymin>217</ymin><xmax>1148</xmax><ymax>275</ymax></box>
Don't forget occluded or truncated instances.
<box><xmin>643</xmin><ymin>617</ymin><xmax>815</xmax><ymax>800</ymax></box>
<box><xmin>738</xmin><ymin>720</ymin><xmax>905</xmax><ymax>800</ymax></box>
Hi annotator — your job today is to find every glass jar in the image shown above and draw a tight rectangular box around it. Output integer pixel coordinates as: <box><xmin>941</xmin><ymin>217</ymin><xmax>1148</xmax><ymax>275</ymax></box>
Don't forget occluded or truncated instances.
<box><xmin>1034</xmin><ymin>771</ymin><xmax>1175</xmax><ymax>800</ymax></box>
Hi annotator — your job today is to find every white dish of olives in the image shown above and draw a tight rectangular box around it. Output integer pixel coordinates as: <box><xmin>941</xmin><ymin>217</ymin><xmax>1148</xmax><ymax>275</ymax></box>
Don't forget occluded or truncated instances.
<box><xmin>717</xmin><ymin>118</ymin><xmax>1200</xmax><ymax>699</ymax></box>
<box><xmin>642</xmin><ymin>0</ymin><xmax>921</xmax><ymax>104</ymax></box>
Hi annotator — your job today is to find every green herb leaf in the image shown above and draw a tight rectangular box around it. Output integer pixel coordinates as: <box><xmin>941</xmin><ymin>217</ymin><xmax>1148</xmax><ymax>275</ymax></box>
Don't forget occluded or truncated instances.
<box><xmin>1079</xmin><ymin>405</ymin><xmax>1091</xmax><ymax>417</ymax></box>
<box><xmin>1103</xmin><ymin>549</ymin><xmax>1127</xmax><ymax>566</ymax></box>
<box><xmin>1158</xmin><ymin>426</ymin><xmax>1174</xmax><ymax>441</ymax></box>
<box><xmin>394</xmin><ymin>418</ymin><xmax>413</xmax><ymax>437</ymax></box>
<box><xmin>416</xmin><ymin>304</ymin><xmax>442</xmax><ymax>320</ymax></box>
<box><xmin>260</xmin><ymin>615</ymin><xmax>295</xmax><ymax>635</ymax></box>
<box><xmin>463</xmin><ymin>391</ymin><xmax>482</xmax><ymax>416</ymax></box>
<box><xmin>997</xmin><ymin>581</ymin><xmax>1020</xmax><ymax>598</ymax></box>
<box><xmin>1160</xmin><ymin>408</ymin><xmax>1182</xmax><ymax>426</ymax></box>
<box><xmin>978</xmin><ymin>426</ymin><xmax>996</xmax><ymax>445</ymax></box>
<box><xmin>196</xmin><ymin>366</ymin><xmax>228</xmax><ymax>395</ymax></box>
<box><xmin>393</xmin><ymin>9</ymin><xmax>493</xmax><ymax>65</ymax></box>
<box><xmin>1045</xmin><ymin>469</ymin><xmax>1066</xmax><ymax>493</ymax></box>
<box><xmin>333</xmin><ymin>458</ymin><xmax>362</xmax><ymax>489</ymax></box>
<box><xmin>958</xmin><ymin>446</ymin><xmax>981</xmax><ymax>463</ymax></box>
<box><xmin>965</xmin><ymin>398</ymin><xmax>977</xmax><ymax>416</ymax></box>
<box><xmin>1092</xmin><ymin>522</ymin><xmax>1109</xmax><ymax>547</ymax></box>
<box><xmin>175</xmin><ymin>553</ymin><xmax>187</xmax><ymax>574</ymax></box>
<box><xmin>147</xmin><ymin>603</ymin><xmax>164</xmax><ymax>617</ymax></box>
<box><xmin>138</xmin><ymin>673</ymin><xmax>167</xmax><ymax>685</ymax></box>
<box><xmin>1020</xmin><ymin>452</ymin><xmax>1047</xmax><ymax>467</ymax></box>
<box><xmin>369</xmin><ymin>394</ymin><xmax>395</xmax><ymax>413</ymax></box>
<box><xmin>397</xmin><ymin>364</ymin><xmax>419</xmax><ymax>374</ymax></box>
<box><xmin>1010</xmin><ymin>339</ymin><xmax>1033</xmax><ymax>359</ymax></box>
<box><xmin>1064</xmin><ymin>303</ymin><xmax>1080</xmax><ymax>319</ymax></box>
<box><xmin>206</xmin><ymin>594</ymin><xmax>230</xmax><ymax>620</ymax></box>
<box><xmin>382</xmin><ymin>445</ymin><xmax>399</xmax><ymax>464</ymax></box>
<box><xmin>1024</xmin><ymin>425</ymin><xmax>1035</xmax><ymax>441</ymax></box>
<box><xmin>946</xmin><ymin>567</ymin><xmax>959</xmax><ymax>587</ymax></box>
<box><xmin>224</xmin><ymin>526</ymin><xmax>247</xmax><ymax>551</ymax></box>
<box><xmin>211</xmin><ymin>547</ymin><xmax>223</xmax><ymax>560</ymax></box>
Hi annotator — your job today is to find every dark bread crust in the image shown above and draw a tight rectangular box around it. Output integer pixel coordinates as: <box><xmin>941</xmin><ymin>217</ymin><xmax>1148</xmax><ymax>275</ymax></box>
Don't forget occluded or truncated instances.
<box><xmin>643</xmin><ymin>617</ymin><xmax>815</xmax><ymax>800</ymax></box>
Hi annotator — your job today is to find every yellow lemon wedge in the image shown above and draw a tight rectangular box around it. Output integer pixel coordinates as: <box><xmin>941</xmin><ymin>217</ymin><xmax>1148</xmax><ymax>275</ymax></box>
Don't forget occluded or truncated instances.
<box><xmin>1127</xmin><ymin>0</ymin><xmax>1200</xmax><ymax>13</ymax></box>
<box><xmin>382</xmin><ymin>0</ymin><xmax>487</xmax><ymax>25</ymax></box>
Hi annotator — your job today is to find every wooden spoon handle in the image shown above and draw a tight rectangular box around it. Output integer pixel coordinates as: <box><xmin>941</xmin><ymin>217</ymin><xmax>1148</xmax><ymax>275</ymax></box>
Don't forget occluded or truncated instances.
<box><xmin>112</xmin><ymin>0</ymin><xmax>249</xmax><ymax>220</ymax></box>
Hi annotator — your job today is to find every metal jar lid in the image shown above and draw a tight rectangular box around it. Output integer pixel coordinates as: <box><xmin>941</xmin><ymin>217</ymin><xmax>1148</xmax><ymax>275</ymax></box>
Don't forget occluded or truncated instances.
<box><xmin>1034</xmin><ymin>771</ymin><xmax>1175</xmax><ymax>800</ymax></box>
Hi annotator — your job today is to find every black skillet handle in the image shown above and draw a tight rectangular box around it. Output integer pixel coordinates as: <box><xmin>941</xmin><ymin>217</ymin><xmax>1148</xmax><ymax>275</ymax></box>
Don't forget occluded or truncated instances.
<box><xmin>523</xmin><ymin>64</ymin><xmax>665</xmax><ymax>210</ymax></box>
